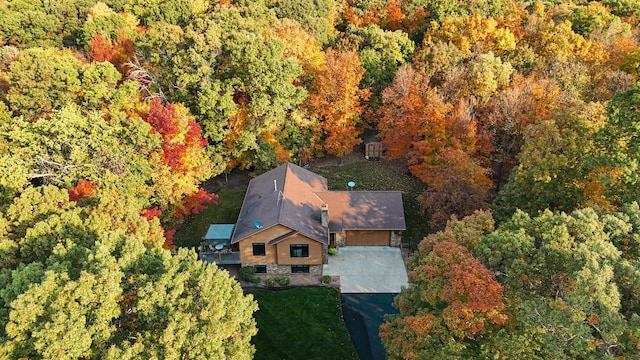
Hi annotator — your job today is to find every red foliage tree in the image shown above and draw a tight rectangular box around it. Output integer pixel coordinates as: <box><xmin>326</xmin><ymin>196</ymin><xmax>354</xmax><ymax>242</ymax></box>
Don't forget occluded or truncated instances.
<box><xmin>163</xmin><ymin>228</ymin><xmax>177</xmax><ymax>250</ymax></box>
<box><xmin>145</xmin><ymin>98</ymin><xmax>208</xmax><ymax>173</ymax></box>
<box><xmin>379</xmin><ymin>67</ymin><xmax>492</xmax><ymax>226</ymax></box>
<box><xmin>378</xmin><ymin>66</ymin><xmax>452</xmax><ymax>160</ymax></box>
<box><xmin>68</xmin><ymin>179</ymin><xmax>97</xmax><ymax>202</ymax></box>
<box><xmin>173</xmin><ymin>189</ymin><xmax>219</xmax><ymax>220</ymax></box>
<box><xmin>88</xmin><ymin>34</ymin><xmax>113</xmax><ymax>62</ymax></box>
<box><xmin>383</xmin><ymin>0</ymin><xmax>406</xmax><ymax>31</ymax></box>
<box><xmin>143</xmin><ymin>98</ymin><xmax>214</xmax><ymax>219</ymax></box>
<box><xmin>140</xmin><ymin>207</ymin><xmax>162</xmax><ymax>220</ymax></box>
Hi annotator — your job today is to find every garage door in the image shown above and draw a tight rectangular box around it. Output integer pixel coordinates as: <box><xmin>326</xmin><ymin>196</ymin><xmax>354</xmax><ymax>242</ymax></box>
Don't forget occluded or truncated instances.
<box><xmin>345</xmin><ymin>230</ymin><xmax>390</xmax><ymax>246</ymax></box>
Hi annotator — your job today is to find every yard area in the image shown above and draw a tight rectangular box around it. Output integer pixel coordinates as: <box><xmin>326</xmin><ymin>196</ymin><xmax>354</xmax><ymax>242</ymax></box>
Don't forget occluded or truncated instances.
<box><xmin>172</xmin><ymin>189</ymin><xmax>245</xmax><ymax>249</ymax></box>
<box><xmin>249</xmin><ymin>287</ymin><xmax>358</xmax><ymax>360</ymax></box>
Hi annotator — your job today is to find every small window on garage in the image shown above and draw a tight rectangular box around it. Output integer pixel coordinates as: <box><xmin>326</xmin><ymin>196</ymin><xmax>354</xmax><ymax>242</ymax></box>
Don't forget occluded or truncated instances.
<box><xmin>253</xmin><ymin>243</ymin><xmax>266</xmax><ymax>256</ymax></box>
<box><xmin>255</xmin><ymin>265</ymin><xmax>267</xmax><ymax>274</ymax></box>
<box><xmin>290</xmin><ymin>244</ymin><xmax>309</xmax><ymax>257</ymax></box>
<box><xmin>291</xmin><ymin>265</ymin><xmax>310</xmax><ymax>273</ymax></box>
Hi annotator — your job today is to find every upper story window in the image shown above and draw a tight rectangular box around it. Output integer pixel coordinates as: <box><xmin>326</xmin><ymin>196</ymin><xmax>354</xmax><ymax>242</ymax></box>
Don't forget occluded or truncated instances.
<box><xmin>290</xmin><ymin>244</ymin><xmax>309</xmax><ymax>257</ymax></box>
<box><xmin>253</xmin><ymin>243</ymin><xmax>266</xmax><ymax>256</ymax></box>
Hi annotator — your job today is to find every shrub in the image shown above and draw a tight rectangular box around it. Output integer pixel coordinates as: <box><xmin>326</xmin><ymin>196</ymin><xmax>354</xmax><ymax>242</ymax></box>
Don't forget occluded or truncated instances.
<box><xmin>328</xmin><ymin>247</ymin><xmax>337</xmax><ymax>255</ymax></box>
<box><xmin>279</xmin><ymin>277</ymin><xmax>290</xmax><ymax>286</ymax></box>
<box><xmin>322</xmin><ymin>275</ymin><xmax>332</xmax><ymax>284</ymax></box>
<box><xmin>240</xmin><ymin>266</ymin><xmax>260</xmax><ymax>283</ymax></box>
<box><xmin>266</xmin><ymin>277</ymin><xmax>278</xmax><ymax>286</ymax></box>
<box><xmin>239</xmin><ymin>266</ymin><xmax>256</xmax><ymax>281</ymax></box>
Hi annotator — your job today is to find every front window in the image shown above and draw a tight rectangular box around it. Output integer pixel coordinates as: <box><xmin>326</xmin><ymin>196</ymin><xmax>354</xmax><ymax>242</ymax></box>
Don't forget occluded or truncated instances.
<box><xmin>291</xmin><ymin>265</ymin><xmax>310</xmax><ymax>273</ymax></box>
<box><xmin>255</xmin><ymin>265</ymin><xmax>267</xmax><ymax>274</ymax></box>
<box><xmin>290</xmin><ymin>244</ymin><xmax>309</xmax><ymax>257</ymax></box>
<box><xmin>253</xmin><ymin>243</ymin><xmax>265</xmax><ymax>256</ymax></box>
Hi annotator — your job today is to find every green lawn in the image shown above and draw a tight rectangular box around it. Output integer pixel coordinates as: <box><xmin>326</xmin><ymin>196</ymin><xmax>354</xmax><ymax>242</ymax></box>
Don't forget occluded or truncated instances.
<box><xmin>249</xmin><ymin>287</ymin><xmax>358</xmax><ymax>360</ymax></box>
<box><xmin>172</xmin><ymin>189</ymin><xmax>245</xmax><ymax>248</ymax></box>
<box><xmin>316</xmin><ymin>160</ymin><xmax>431</xmax><ymax>248</ymax></box>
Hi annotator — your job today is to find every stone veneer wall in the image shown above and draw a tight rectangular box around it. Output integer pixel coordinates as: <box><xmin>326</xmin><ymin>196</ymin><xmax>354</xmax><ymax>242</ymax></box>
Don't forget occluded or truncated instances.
<box><xmin>390</xmin><ymin>231</ymin><xmax>402</xmax><ymax>247</ymax></box>
<box><xmin>334</xmin><ymin>232</ymin><xmax>346</xmax><ymax>247</ymax></box>
<box><xmin>322</xmin><ymin>244</ymin><xmax>328</xmax><ymax>264</ymax></box>
<box><xmin>264</xmin><ymin>263</ymin><xmax>322</xmax><ymax>276</ymax></box>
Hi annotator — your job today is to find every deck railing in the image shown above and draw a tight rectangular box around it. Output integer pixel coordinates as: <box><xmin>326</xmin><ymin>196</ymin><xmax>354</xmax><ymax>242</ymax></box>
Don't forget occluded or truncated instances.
<box><xmin>199</xmin><ymin>249</ymin><xmax>241</xmax><ymax>265</ymax></box>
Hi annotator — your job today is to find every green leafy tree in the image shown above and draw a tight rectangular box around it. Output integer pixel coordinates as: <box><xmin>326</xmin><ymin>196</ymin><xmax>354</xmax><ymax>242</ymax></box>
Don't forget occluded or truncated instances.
<box><xmin>0</xmin><ymin>0</ymin><xmax>99</xmax><ymax>48</ymax></box>
<box><xmin>0</xmin><ymin>0</ymin><xmax>62</xmax><ymax>48</ymax></box>
<box><xmin>81</xmin><ymin>2</ymin><xmax>139</xmax><ymax>49</ymax></box>
<box><xmin>492</xmin><ymin>102</ymin><xmax>608</xmax><ymax>222</ymax></box>
<box><xmin>0</xmin><ymin>186</ymin><xmax>258</xmax><ymax>359</ymax></box>
<box><xmin>270</xmin><ymin>0</ymin><xmax>337</xmax><ymax>45</ymax></box>
<box><xmin>0</xmin><ymin>106</ymin><xmax>159</xmax><ymax>205</ymax></box>
<box><xmin>336</xmin><ymin>24</ymin><xmax>415</xmax><ymax>95</ymax></box>
<box><xmin>569</xmin><ymin>2</ymin><xmax>616</xmax><ymax>36</ymax></box>
<box><xmin>383</xmin><ymin>208</ymin><xmax>640</xmax><ymax>359</ymax></box>
<box><xmin>474</xmin><ymin>208</ymin><xmax>640</xmax><ymax>358</ymax></box>
<box><xmin>5</xmin><ymin>48</ymin><xmax>82</xmax><ymax>117</ymax></box>
<box><xmin>141</xmin><ymin>4</ymin><xmax>308</xmax><ymax>173</ymax></box>
<box><xmin>3</xmin><ymin>47</ymin><xmax>138</xmax><ymax>118</ymax></box>
<box><xmin>125</xmin><ymin>0</ymin><xmax>195</xmax><ymax>26</ymax></box>
<box><xmin>589</xmin><ymin>82</ymin><xmax>640</xmax><ymax>207</ymax></box>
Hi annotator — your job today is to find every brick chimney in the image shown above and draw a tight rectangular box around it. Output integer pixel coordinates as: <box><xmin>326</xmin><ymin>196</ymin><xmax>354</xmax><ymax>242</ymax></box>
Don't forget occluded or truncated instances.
<box><xmin>321</xmin><ymin>204</ymin><xmax>329</xmax><ymax>228</ymax></box>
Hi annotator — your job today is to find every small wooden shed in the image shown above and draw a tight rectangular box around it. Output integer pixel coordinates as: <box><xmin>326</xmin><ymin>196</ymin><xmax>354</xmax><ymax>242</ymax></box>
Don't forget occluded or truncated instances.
<box><xmin>365</xmin><ymin>142</ymin><xmax>386</xmax><ymax>160</ymax></box>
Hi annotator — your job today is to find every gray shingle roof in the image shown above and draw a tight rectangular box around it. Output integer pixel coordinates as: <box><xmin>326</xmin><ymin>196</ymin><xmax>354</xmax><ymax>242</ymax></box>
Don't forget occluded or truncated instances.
<box><xmin>231</xmin><ymin>163</ymin><xmax>406</xmax><ymax>244</ymax></box>
<box><xmin>315</xmin><ymin>191</ymin><xmax>406</xmax><ymax>232</ymax></box>
<box><xmin>231</xmin><ymin>163</ymin><xmax>329</xmax><ymax>244</ymax></box>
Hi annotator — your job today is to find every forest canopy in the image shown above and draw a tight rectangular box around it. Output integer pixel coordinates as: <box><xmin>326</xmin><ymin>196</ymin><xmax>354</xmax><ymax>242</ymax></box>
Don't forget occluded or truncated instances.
<box><xmin>1</xmin><ymin>0</ymin><xmax>640</xmax><ymax>358</ymax></box>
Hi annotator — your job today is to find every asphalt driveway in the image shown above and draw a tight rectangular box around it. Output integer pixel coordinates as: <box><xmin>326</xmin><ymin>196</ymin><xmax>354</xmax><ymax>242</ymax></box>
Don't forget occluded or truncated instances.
<box><xmin>342</xmin><ymin>293</ymin><xmax>398</xmax><ymax>360</ymax></box>
<box><xmin>322</xmin><ymin>246</ymin><xmax>409</xmax><ymax>293</ymax></box>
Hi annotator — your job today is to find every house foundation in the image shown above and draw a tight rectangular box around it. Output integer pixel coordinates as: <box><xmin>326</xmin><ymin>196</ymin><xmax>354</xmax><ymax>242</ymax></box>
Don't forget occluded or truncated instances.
<box><xmin>390</xmin><ymin>231</ymin><xmax>402</xmax><ymax>247</ymax></box>
<box><xmin>265</xmin><ymin>263</ymin><xmax>323</xmax><ymax>276</ymax></box>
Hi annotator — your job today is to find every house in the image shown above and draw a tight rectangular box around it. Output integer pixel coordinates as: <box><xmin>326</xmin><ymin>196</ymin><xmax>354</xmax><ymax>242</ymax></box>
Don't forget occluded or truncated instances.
<box><xmin>205</xmin><ymin>162</ymin><xmax>406</xmax><ymax>277</ymax></box>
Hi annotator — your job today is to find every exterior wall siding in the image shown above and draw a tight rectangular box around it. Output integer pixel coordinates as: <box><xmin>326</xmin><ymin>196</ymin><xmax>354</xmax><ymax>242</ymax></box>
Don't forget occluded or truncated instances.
<box><xmin>238</xmin><ymin>224</ymin><xmax>293</xmax><ymax>264</ymax></box>
<box><xmin>275</xmin><ymin>234</ymin><xmax>323</xmax><ymax>265</ymax></box>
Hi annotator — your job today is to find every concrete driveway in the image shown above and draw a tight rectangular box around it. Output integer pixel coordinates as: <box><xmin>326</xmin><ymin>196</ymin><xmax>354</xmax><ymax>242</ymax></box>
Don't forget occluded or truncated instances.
<box><xmin>322</xmin><ymin>246</ymin><xmax>409</xmax><ymax>293</ymax></box>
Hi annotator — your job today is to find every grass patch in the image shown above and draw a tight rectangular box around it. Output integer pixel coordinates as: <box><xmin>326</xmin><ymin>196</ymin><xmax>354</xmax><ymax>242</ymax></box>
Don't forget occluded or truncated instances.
<box><xmin>316</xmin><ymin>160</ymin><xmax>431</xmax><ymax>247</ymax></box>
<box><xmin>172</xmin><ymin>189</ymin><xmax>245</xmax><ymax>249</ymax></box>
<box><xmin>249</xmin><ymin>287</ymin><xmax>358</xmax><ymax>360</ymax></box>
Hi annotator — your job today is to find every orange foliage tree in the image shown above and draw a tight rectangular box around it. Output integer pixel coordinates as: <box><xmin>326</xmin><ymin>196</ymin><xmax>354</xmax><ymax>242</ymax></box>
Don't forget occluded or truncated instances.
<box><xmin>381</xmin><ymin>214</ymin><xmax>507</xmax><ymax>358</ymax></box>
<box><xmin>87</xmin><ymin>31</ymin><xmax>135</xmax><ymax>74</ymax></box>
<box><xmin>67</xmin><ymin>179</ymin><xmax>97</xmax><ymax>202</ymax></box>
<box><xmin>377</xmin><ymin>66</ymin><xmax>452</xmax><ymax>160</ymax></box>
<box><xmin>378</xmin><ymin>66</ymin><xmax>492</xmax><ymax>227</ymax></box>
<box><xmin>304</xmin><ymin>49</ymin><xmax>370</xmax><ymax>157</ymax></box>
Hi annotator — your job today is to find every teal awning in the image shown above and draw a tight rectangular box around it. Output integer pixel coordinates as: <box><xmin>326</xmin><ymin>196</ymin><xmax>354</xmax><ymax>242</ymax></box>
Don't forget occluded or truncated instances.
<box><xmin>203</xmin><ymin>224</ymin><xmax>235</xmax><ymax>245</ymax></box>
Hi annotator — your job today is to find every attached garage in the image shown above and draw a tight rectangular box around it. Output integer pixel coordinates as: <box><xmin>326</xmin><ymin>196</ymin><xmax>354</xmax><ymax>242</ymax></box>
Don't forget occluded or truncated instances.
<box><xmin>345</xmin><ymin>230</ymin><xmax>390</xmax><ymax>246</ymax></box>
